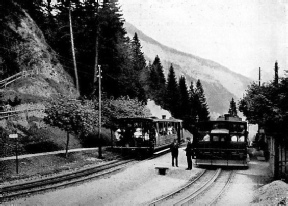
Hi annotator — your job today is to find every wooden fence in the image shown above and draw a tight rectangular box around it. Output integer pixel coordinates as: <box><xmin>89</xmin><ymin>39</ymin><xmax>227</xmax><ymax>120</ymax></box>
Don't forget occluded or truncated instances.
<box><xmin>0</xmin><ymin>108</ymin><xmax>43</xmax><ymax>120</ymax></box>
<box><xmin>267</xmin><ymin>134</ymin><xmax>288</xmax><ymax>181</ymax></box>
<box><xmin>0</xmin><ymin>69</ymin><xmax>40</xmax><ymax>89</ymax></box>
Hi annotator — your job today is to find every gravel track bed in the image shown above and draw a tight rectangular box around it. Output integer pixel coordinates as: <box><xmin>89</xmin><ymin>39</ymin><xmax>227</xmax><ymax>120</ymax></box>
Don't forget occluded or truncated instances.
<box><xmin>157</xmin><ymin>169</ymin><xmax>217</xmax><ymax>206</ymax></box>
<box><xmin>5</xmin><ymin>148</ymin><xmax>204</xmax><ymax>206</ymax></box>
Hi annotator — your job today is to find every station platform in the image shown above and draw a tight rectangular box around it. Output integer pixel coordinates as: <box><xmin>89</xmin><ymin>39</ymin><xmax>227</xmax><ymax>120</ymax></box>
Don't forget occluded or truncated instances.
<box><xmin>7</xmin><ymin>147</ymin><xmax>205</xmax><ymax>206</ymax></box>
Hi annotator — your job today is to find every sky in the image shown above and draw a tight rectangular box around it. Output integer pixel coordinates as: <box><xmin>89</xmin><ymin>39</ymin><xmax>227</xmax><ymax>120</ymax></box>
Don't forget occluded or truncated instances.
<box><xmin>118</xmin><ymin>0</ymin><xmax>288</xmax><ymax>81</ymax></box>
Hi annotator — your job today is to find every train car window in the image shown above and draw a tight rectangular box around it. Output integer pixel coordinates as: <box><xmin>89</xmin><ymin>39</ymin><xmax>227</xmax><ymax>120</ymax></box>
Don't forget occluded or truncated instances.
<box><xmin>213</xmin><ymin>123</ymin><xmax>227</xmax><ymax>130</ymax></box>
<box><xmin>203</xmin><ymin>133</ymin><xmax>210</xmax><ymax>141</ymax></box>
<box><xmin>159</xmin><ymin>122</ymin><xmax>167</xmax><ymax>135</ymax></box>
<box><xmin>134</xmin><ymin>127</ymin><xmax>142</xmax><ymax>139</ymax></box>
<box><xmin>154</xmin><ymin>122</ymin><xmax>159</xmax><ymax>138</ymax></box>
<box><xmin>167</xmin><ymin>123</ymin><xmax>175</xmax><ymax>135</ymax></box>
<box><xmin>212</xmin><ymin>123</ymin><xmax>219</xmax><ymax>129</ymax></box>
<box><xmin>220</xmin><ymin>136</ymin><xmax>226</xmax><ymax>141</ymax></box>
<box><xmin>213</xmin><ymin>135</ymin><xmax>219</xmax><ymax>141</ymax></box>
<box><xmin>239</xmin><ymin>135</ymin><xmax>245</xmax><ymax>142</ymax></box>
<box><xmin>231</xmin><ymin>124</ymin><xmax>238</xmax><ymax>132</ymax></box>
<box><xmin>174</xmin><ymin>123</ymin><xmax>178</xmax><ymax>134</ymax></box>
<box><xmin>231</xmin><ymin>135</ymin><xmax>238</xmax><ymax>142</ymax></box>
<box><xmin>239</xmin><ymin>125</ymin><xmax>246</xmax><ymax>133</ymax></box>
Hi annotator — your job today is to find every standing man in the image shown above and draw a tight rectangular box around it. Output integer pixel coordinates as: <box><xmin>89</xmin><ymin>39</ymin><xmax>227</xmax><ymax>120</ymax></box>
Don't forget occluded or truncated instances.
<box><xmin>170</xmin><ymin>139</ymin><xmax>179</xmax><ymax>167</ymax></box>
<box><xmin>185</xmin><ymin>137</ymin><xmax>193</xmax><ymax>170</ymax></box>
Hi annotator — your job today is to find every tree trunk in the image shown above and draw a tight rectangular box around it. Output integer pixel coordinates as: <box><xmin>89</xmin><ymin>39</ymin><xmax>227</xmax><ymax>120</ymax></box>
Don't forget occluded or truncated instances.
<box><xmin>69</xmin><ymin>1</ymin><xmax>80</xmax><ymax>93</ymax></box>
<box><xmin>65</xmin><ymin>132</ymin><xmax>70</xmax><ymax>158</ymax></box>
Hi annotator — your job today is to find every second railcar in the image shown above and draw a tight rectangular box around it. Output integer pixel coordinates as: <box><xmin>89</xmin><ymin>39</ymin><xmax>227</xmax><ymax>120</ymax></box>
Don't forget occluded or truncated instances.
<box><xmin>113</xmin><ymin>117</ymin><xmax>184</xmax><ymax>153</ymax></box>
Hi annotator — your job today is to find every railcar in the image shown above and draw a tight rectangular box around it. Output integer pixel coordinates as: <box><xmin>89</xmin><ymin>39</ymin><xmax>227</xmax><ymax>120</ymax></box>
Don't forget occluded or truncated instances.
<box><xmin>112</xmin><ymin>117</ymin><xmax>184</xmax><ymax>153</ymax></box>
<box><xmin>192</xmin><ymin>115</ymin><xmax>249</xmax><ymax>167</ymax></box>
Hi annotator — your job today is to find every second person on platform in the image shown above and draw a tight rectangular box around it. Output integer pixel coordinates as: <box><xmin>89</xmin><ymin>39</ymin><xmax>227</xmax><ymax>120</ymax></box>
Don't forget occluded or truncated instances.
<box><xmin>170</xmin><ymin>139</ymin><xmax>179</xmax><ymax>167</ymax></box>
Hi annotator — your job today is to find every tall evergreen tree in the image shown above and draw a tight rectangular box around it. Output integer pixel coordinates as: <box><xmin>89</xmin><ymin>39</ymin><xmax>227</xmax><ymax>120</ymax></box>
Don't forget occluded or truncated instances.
<box><xmin>188</xmin><ymin>81</ymin><xmax>197</xmax><ymax>122</ymax></box>
<box><xmin>148</xmin><ymin>55</ymin><xmax>166</xmax><ymax>106</ymax></box>
<box><xmin>195</xmin><ymin>79</ymin><xmax>210</xmax><ymax>121</ymax></box>
<box><xmin>97</xmin><ymin>0</ymin><xmax>130</xmax><ymax>98</ymax></box>
<box><xmin>130</xmin><ymin>32</ymin><xmax>147</xmax><ymax>102</ymax></box>
<box><xmin>178</xmin><ymin>76</ymin><xmax>190</xmax><ymax>126</ymax></box>
<box><xmin>166</xmin><ymin>64</ymin><xmax>179</xmax><ymax>117</ymax></box>
<box><xmin>131</xmin><ymin>33</ymin><xmax>146</xmax><ymax>72</ymax></box>
<box><xmin>228</xmin><ymin>98</ymin><xmax>238</xmax><ymax>117</ymax></box>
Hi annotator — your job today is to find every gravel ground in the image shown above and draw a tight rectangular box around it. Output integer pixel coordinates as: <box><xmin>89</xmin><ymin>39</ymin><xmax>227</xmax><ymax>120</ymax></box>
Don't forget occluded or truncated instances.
<box><xmin>251</xmin><ymin>180</ymin><xmax>288</xmax><ymax>205</ymax></box>
<box><xmin>4</xmin><ymin>147</ymin><xmax>204</xmax><ymax>206</ymax></box>
<box><xmin>3</xmin><ymin>149</ymin><xmax>287</xmax><ymax>206</ymax></box>
<box><xmin>0</xmin><ymin>149</ymin><xmax>121</xmax><ymax>185</ymax></box>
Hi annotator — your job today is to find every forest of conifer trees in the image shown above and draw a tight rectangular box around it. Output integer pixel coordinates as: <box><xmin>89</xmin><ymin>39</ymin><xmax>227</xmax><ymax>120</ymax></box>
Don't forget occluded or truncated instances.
<box><xmin>0</xmin><ymin>0</ymin><xmax>210</xmax><ymax>130</ymax></box>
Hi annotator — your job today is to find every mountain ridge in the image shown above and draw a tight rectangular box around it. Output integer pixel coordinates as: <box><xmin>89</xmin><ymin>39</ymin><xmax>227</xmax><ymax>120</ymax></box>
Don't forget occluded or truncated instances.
<box><xmin>124</xmin><ymin>21</ymin><xmax>253</xmax><ymax>117</ymax></box>
<box><xmin>125</xmin><ymin>22</ymin><xmax>251</xmax><ymax>78</ymax></box>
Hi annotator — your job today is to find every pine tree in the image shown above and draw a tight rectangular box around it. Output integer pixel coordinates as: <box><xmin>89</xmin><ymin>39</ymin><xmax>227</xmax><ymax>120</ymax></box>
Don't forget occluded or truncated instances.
<box><xmin>131</xmin><ymin>33</ymin><xmax>146</xmax><ymax>72</ymax></box>
<box><xmin>153</xmin><ymin>55</ymin><xmax>166</xmax><ymax>86</ymax></box>
<box><xmin>149</xmin><ymin>55</ymin><xmax>166</xmax><ymax>106</ymax></box>
<box><xmin>166</xmin><ymin>64</ymin><xmax>179</xmax><ymax>117</ymax></box>
<box><xmin>130</xmin><ymin>32</ymin><xmax>147</xmax><ymax>102</ymax></box>
<box><xmin>188</xmin><ymin>81</ymin><xmax>197</xmax><ymax>121</ymax></box>
<box><xmin>97</xmin><ymin>0</ymin><xmax>129</xmax><ymax>98</ymax></box>
<box><xmin>195</xmin><ymin>79</ymin><xmax>210</xmax><ymax>121</ymax></box>
<box><xmin>178</xmin><ymin>76</ymin><xmax>190</xmax><ymax>127</ymax></box>
<box><xmin>228</xmin><ymin>98</ymin><xmax>238</xmax><ymax>117</ymax></box>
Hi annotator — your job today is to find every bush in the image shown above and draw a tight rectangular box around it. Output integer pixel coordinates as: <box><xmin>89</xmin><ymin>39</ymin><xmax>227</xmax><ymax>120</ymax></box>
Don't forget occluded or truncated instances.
<box><xmin>24</xmin><ymin>141</ymin><xmax>61</xmax><ymax>153</ymax></box>
<box><xmin>79</xmin><ymin>128</ymin><xmax>112</xmax><ymax>148</ymax></box>
<box><xmin>20</xmin><ymin>127</ymin><xmax>63</xmax><ymax>153</ymax></box>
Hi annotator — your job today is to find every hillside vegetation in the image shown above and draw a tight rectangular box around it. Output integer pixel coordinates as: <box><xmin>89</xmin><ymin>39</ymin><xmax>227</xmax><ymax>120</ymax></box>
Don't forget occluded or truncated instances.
<box><xmin>0</xmin><ymin>0</ymin><xmax>231</xmax><ymax>157</ymax></box>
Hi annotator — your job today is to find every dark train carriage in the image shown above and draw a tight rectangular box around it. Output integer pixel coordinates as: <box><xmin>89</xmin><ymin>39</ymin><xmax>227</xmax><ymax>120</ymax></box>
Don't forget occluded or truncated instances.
<box><xmin>193</xmin><ymin>115</ymin><xmax>249</xmax><ymax>167</ymax></box>
<box><xmin>113</xmin><ymin>117</ymin><xmax>184</xmax><ymax>153</ymax></box>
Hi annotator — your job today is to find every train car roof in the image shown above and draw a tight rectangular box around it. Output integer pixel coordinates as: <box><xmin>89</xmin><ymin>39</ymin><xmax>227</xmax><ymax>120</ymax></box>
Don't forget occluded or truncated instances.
<box><xmin>117</xmin><ymin>117</ymin><xmax>183</xmax><ymax>122</ymax></box>
<box><xmin>211</xmin><ymin>129</ymin><xmax>229</xmax><ymax>134</ymax></box>
<box><xmin>198</xmin><ymin>120</ymin><xmax>247</xmax><ymax>124</ymax></box>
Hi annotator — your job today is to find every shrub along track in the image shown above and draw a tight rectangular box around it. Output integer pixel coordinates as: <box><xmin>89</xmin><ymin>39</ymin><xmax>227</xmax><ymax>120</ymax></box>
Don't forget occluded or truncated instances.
<box><xmin>0</xmin><ymin>148</ymin><xmax>171</xmax><ymax>202</ymax></box>
<box><xmin>149</xmin><ymin>168</ymin><xmax>234</xmax><ymax>206</ymax></box>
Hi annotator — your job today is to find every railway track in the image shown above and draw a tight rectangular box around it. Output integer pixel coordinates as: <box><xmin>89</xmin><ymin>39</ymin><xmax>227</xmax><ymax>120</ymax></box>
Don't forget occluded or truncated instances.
<box><xmin>0</xmin><ymin>159</ymin><xmax>135</xmax><ymax>201</ymax></box>
<box><xmin>149</xmin><ymin>168</ymin><xmax>234</xmax><ymax>206</ymax></box>
<box><xmin>0</xmin><ymin>148</ymin><xmax>171</xmax><ymax>201</ymax></box>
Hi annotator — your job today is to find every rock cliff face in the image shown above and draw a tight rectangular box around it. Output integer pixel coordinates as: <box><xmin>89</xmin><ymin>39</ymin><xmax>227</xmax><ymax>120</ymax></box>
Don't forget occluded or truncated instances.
<box><xmin>0</xmin><ymin>1</ymin><xmax>78</xmax><ymax>101</ymax></box>
<box><xmin>124</xmin><ymin>22</ymin><xmax>252</xmax><ymax>117</ymax></box>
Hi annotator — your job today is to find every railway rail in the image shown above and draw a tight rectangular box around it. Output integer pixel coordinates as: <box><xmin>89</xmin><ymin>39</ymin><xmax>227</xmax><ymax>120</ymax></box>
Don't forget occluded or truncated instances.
<box><xmin>0</xmin><ymin>159</ymin><xmax>135</xmax><ymax>201</ymax></box>
<box><xmin>0</xmin><ymin>147</ymin><xmax>171</xmax><ymax>201</ymax></box>
<box><xmin>149</xmin><ymin>168</ymin><xmax>234</xmax><ymax>206</ymax></box>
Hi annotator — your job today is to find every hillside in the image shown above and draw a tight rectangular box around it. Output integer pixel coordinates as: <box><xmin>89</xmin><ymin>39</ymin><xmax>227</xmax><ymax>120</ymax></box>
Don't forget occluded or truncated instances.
<box><xmin>124</xmin><ymin>22</ymin><xmax>253</xmax><ymax>117</ymax></box>
<box><xmin>0</xmin><ymin>1</ymin><xmax>78</xmax><ymax>102</ymax></box>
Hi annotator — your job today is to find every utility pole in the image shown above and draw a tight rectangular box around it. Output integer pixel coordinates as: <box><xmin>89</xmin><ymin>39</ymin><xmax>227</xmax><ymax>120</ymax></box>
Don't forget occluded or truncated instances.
<box><xmin>274</xmin><ymin>61</ymin><xmax>279</xmax><ymax>179</ymax></box>
<box><xmin>274</xmin><ymin>61</ymin><xmax>279</xmax><ymax>87</ymax></box>
<box><xmin>98</xmin><ymin>65</ymin><xmax>102</xmax><ymax>158</ymax></box>
<box><xmin>69</xmin><ymin>0</ymin><xmax>79</xmax><ymax>93</ymax></box>
<box><xmin>258</xmin><ymin>67</ymin><xmax>261</xmax><ymax>86</ymax></box>
<box><xmin>93</xmin><ymin>0</ymin><xmax>100</xmax><ymax>90</ymax></box>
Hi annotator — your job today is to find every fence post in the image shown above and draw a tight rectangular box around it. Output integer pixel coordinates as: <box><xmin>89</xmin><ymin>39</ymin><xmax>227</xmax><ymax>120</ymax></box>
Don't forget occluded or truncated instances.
<box><xmin>274</xmin><ymin>134</ymin><xmax>280</xmax><ymax>179</ymax></box>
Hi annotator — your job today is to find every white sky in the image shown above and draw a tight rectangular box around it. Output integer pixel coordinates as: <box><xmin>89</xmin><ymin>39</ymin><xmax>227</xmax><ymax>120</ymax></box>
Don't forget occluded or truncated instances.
<box><xmin>118</xmin><ymin>0</ymin><xmax>288</xmax><ymax>81</ymax></box>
